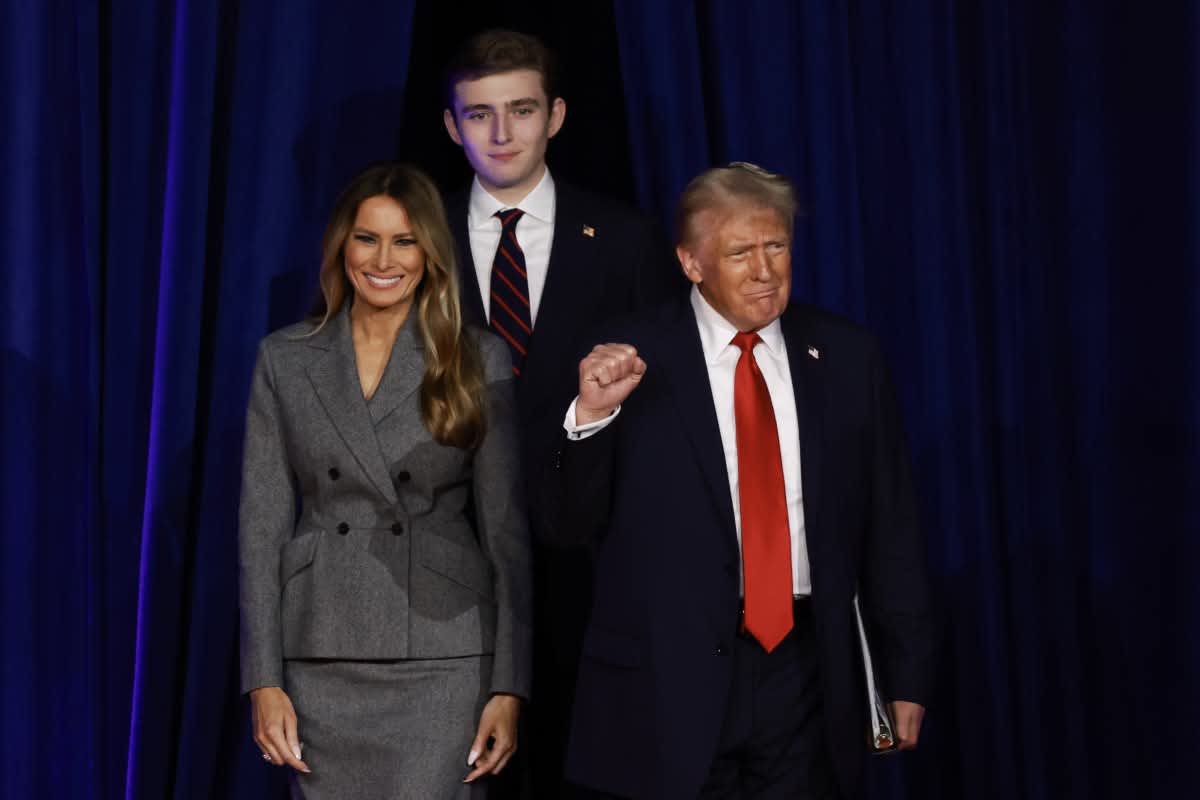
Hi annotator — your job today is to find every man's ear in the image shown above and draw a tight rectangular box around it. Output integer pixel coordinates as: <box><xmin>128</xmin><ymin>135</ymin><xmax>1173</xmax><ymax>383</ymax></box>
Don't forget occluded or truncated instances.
<box><xmin>676</xmin><ymin>244</ymin><xmax>704</xmax><ymax>285</ymax></box>
<box><xmin>443</xmin><ymin>109</ymin><xmax>463</xmax><ymax>146</ymax></box>
<box><xmin>547</xmin><ymin>97</ymin><xmax>567</xmax><ymax>139</ymax></box>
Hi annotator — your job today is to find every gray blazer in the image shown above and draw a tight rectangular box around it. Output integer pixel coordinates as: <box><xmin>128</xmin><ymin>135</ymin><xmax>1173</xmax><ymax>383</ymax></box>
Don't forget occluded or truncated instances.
<box><xmin>238</xmin><ymin>305</ymin><xmax>532</xmax><ymax>699</ymax></box>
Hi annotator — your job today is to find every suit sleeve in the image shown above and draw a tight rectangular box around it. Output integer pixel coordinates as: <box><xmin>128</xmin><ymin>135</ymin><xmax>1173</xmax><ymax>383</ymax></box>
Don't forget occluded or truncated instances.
<box><xmin>861</xmin><ymin>339</ymin><xmax>936</xmax><ymax>706</ymax></box>
<box><xmin>537</xmin><ymin>318</ymin><xmax>629</xmax><ymax>549</ymax></box>
<box><xmin>237</xmin><ymin>340</ymin><xmax>298</xmax><ymax>693</ymax></box>
<box><xmin>472</xmin><ymin>334</ymin><xmax>534</xmax><ymax>698</ymax></box>
<box><xmin>541</xmin><ymin>421</ymin><xmax>618</xmax><ymax>550</ymax></box>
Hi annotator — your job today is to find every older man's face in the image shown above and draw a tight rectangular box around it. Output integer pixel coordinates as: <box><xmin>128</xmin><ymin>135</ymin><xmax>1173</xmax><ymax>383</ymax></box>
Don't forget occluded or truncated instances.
<box><xmin>677</xmin><ymin>205</ymin><xmax>791</xmax><ymax>332</ymax></box>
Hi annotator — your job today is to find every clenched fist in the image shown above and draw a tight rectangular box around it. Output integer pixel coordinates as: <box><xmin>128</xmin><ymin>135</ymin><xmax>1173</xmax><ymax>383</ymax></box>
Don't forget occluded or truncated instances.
<box><xmin>577</xmin><ymin>344</ymin><xmax>646</xmax><ymax>424</ymax></box>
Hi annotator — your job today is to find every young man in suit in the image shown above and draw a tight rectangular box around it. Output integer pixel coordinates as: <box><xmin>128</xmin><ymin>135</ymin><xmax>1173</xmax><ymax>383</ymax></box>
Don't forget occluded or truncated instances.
<box><xmin>441</xmin><ymin>29</ymin><xmax>680</xmax><ymax>798</ymax></box>
<box><xmin>548</xmin><ymin>163</ymin><xmax>936</xmax><ymax>798</ymax></box>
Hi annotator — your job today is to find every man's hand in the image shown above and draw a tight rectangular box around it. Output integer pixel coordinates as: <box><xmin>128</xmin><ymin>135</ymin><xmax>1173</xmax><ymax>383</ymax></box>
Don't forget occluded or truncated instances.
<box><xmin>889</xmin><ymin>700</ymin><xmax>925</xmax><ymax>750</ymax></box>
<box><xmin>250</xmin><ymin>686</ymin><xmax>311</xmax><ymax>772</ymax></box>
<box><xmin>463</xmin><ymin>693</ymin><xmax>521</xmax><ymax>783</ymax></box>
<box><xmin>577</xmin><ymin>344</ymin><xmax>646</xmax><ymax>424</ymax></box>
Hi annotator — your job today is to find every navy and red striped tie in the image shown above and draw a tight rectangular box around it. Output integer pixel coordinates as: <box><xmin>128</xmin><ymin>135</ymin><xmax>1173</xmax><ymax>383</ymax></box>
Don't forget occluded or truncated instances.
<box><xmin>489</xmin><ymin>208</ymin><xmax>532</xmax><ymax>376</ymax></box>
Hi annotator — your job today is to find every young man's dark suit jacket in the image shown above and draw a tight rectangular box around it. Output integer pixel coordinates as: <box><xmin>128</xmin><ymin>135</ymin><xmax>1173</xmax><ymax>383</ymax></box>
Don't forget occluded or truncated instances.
<box><xmin>544</xmin><ymin>293</ymin><xmax>936</xmax><ymax>800</ymax></box>
<box><xmin>446</xmin><ymin>180</ymin><xmax>681</xmax><ymax>793</ymax></box>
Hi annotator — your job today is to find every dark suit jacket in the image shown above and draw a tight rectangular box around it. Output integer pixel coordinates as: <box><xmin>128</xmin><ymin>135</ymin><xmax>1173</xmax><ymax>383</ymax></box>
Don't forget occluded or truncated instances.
<box><xmin>446</xmin><ymin>179</ymin><xmax>681</xmax><ymax>486</ymax></box>
<box><xmin>238</xmin><ymin>307</ymin><xmax>532</xmax><ymax>699</ymax></box>
<box><xmin>545</xmin><ymin>295</ymin><xmax>935</xmax><ymax>799</ymax></box>
<box><xmin>447</xmin><ymin>178</ymin><xmax>683</xmax><ymax>793</ymax></box>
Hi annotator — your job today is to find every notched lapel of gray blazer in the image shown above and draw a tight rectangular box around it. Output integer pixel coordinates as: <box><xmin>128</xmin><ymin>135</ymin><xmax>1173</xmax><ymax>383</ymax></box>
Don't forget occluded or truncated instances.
<box><xmin>304</xmin><ymin>308</ymin><xmax>400</xmax><ymax>504</ymax></box>
<box><xmin>368</xmin><ymin>316</ymin><xmax>425</xmax><ymax>429</ymax></box>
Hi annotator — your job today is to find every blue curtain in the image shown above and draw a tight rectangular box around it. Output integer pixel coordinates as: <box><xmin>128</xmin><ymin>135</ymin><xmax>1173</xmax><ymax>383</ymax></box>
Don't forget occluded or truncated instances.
<box><xmin>2</xmin><ymin>1</ymin><xmax>416</xmax><ymax>797</ymax></box>
<box><xmin>613</xmin><ymin>1</ymin><xmax>1199</xmax><ymax>798</ymax></box>
<box><xmin>3</xmin><ymin>1</ymin><xmax>1196</xmax><ymax>798</ymax></box>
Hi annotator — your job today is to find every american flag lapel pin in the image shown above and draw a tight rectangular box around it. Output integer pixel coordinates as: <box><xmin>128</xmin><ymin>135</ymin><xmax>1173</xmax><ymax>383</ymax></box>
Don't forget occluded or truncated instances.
<box><xmin>582</xmin><ymin>224</ymin><xmax>595</xmax><ymax>238</ymax></box>
<box><xmin>808</xmin><ymin>345</ymin><xmax>820</xmax><ymax>360</ymax></box>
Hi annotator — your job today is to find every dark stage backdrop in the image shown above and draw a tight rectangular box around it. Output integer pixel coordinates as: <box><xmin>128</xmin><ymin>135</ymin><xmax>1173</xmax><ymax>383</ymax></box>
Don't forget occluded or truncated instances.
<box><xmin>2</xmin><ymin>1</ymin><xmax>1196</xmax><ymax>798</ymax></box>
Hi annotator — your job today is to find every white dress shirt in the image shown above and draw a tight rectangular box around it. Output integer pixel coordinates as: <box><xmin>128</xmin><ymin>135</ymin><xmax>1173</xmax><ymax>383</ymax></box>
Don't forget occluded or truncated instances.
<box><xmin>564</xmin><ymin>286</ymin><xmax>811</xmax><ymax>595</ymax></box>
<box><xmin>467</xmin><ymin>169</ymin><xmax>556</xmax><ymax>326</ymax></box>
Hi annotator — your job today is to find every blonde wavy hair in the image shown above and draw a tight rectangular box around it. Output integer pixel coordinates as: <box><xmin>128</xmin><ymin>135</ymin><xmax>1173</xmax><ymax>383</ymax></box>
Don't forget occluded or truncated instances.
<box><xmin>311</xmin><ymin>162</ymin><xmax>486</xmax><ymax>449</ymax></box>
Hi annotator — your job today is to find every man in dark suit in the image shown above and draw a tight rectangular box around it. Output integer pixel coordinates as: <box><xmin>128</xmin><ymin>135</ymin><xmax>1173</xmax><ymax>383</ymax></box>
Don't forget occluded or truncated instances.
<box><xmin>440</xmin><ymin>29</ymin><xmax>681</xmax><ymax>798</ymax></box>
<box><xmin>547</xmin><ymin>162</ymin><xmax>935</xmax><ymax>799</ymax></box>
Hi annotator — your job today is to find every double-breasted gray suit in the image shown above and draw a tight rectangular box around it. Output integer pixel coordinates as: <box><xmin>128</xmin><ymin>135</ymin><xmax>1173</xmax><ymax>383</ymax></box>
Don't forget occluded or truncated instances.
<box><xmin>238</xmin><ymin>305</ymin><xmax>532</xmax><ymax>797</ymax></box>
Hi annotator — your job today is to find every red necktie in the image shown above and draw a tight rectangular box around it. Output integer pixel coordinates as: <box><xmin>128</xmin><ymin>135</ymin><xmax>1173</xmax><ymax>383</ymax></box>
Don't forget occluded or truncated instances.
<box><xmin>732</xmin><ymin>332</ymin><xmax>793</xmax><ymax>652</ymax></box>
<box><xmin>489</xmin><ymin>209</ymin><xmax>532</xmax><ymax>376</ymax></box>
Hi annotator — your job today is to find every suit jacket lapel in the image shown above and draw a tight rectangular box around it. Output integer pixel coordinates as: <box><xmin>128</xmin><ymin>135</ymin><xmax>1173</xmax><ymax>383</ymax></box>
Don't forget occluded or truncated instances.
<box><xmin>655</xmin><ymin>298</ymin><xmax>739</xmax><ymax>554</ymax></box>
<box><xmin>305</xmin><ymin>307</ymin><xmax>399</xmax><ymax>504</ymax></box>
<box><xmin>448</xmin><ymin>191</ymin><xmax>487</xmax><ymax>327</ymax></box>
<box><xmin>782</xmin><ymin>309</ymin><xmax>824</xmax><ymax>532</ymax></box>
<box><xmin>522</xmin><ymin>183</ymin><xmax>593</xmax><ymax>389</ymax></box>
<box><xmin>368</xmin><ymin>313</ymin><xmax>425</xmax><ymax>426</ymax></box>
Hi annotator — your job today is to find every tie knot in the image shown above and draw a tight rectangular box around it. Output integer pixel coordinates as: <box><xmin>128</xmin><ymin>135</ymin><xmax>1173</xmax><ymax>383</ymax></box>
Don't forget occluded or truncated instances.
<box><xmin>731</xmin><ymin>331</ymin><xmax>762</xmax><ymax>354</ymax></box>
<box><xmin>496</xmin><ymin>208</ymin><xmax>524</xmax><ymax>230</ymax></box>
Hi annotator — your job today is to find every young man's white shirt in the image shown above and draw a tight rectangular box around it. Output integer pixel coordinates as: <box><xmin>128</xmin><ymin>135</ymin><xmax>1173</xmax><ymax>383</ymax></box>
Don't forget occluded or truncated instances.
<box><xmin>466</xmin><ymin>169</ymin><xmax>556</xmax><ymax>325</ymax></box>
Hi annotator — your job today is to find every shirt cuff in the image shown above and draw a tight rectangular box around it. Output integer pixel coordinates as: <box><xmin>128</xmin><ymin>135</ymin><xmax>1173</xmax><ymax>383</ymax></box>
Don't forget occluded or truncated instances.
<box><xmin>563</xmin><ymin>397</ymin><xmax>621</xmax><ymax>440</ymax></box>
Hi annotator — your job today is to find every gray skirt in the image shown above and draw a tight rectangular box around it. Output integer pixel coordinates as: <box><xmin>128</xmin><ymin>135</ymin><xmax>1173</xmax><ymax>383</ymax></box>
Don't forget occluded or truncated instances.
<box><xmin>285</xmin><ymin>656</ymin><xmax>492</xmax><ymax>800</ymax></box>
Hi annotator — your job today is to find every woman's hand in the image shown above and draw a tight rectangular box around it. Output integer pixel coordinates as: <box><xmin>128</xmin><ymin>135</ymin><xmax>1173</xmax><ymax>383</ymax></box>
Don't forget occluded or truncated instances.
<box><xmin>250</xmin><ymin>686</ymin><xmax>311</xmax><ymax>773</ymax></box>
<box><xmin>463</xmin><ymin>693</ymin><xmax>521</xmax><ymax>783</ymax></box>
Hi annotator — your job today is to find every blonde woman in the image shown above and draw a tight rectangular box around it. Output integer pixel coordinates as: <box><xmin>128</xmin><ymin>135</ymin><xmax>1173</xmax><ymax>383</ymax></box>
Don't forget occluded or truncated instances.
<box><xmin>238</xmin><ymin>162</ymin><xmax>531</xmax><ymax>799</ymax></box>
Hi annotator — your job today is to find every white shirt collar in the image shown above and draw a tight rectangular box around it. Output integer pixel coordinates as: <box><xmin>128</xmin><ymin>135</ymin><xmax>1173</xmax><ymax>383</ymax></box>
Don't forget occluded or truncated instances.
<box><xmin>467</xmin><ymin>168</ymin><xmax>556</xmax><ymax>229</ymax></box>
<box><xmin>689</xmin><ymin>285</ymin><xmax>786</xmax><ymax>365</ymax></box>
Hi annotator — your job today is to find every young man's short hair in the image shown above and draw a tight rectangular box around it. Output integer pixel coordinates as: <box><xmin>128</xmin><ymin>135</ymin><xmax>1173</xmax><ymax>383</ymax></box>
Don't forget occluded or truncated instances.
<box><xmin>443</xmin><ymin>29</ymin><xmax>560</xmax><ymax>113</ymax></box>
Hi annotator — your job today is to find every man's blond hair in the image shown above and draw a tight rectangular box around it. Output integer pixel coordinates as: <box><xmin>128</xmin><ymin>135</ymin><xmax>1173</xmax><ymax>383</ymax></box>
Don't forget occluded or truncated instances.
<box><xmin>675</xmin><ymin>162</ymin><xmax>798</xmax><ymax>247</ymax></box>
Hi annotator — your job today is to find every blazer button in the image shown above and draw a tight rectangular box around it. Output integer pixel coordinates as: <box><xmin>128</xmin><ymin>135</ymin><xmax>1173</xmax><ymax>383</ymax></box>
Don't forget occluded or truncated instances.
<box><xmin>715</xmin><ymin>644</ymin><xmax>728</xmax><ymax>656</ymax></box>
<box><xmin>337</xmin><ymin>522</ymin><xmax>350</xmax><ymax>535</ymax></box>
<box><xmin>391</xmin><ymin>522</ymin><xmax>404</xmax><ymax>536</ymax></box>
<box><xmin>394</xmin><ymin>470</ymin><xmax>411</xmax><ymax>483</ymax></box>
<box><xmin>328</xmin><ymin>467</ymin><xmax>340</xmax><ymax>480</ymax></box>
